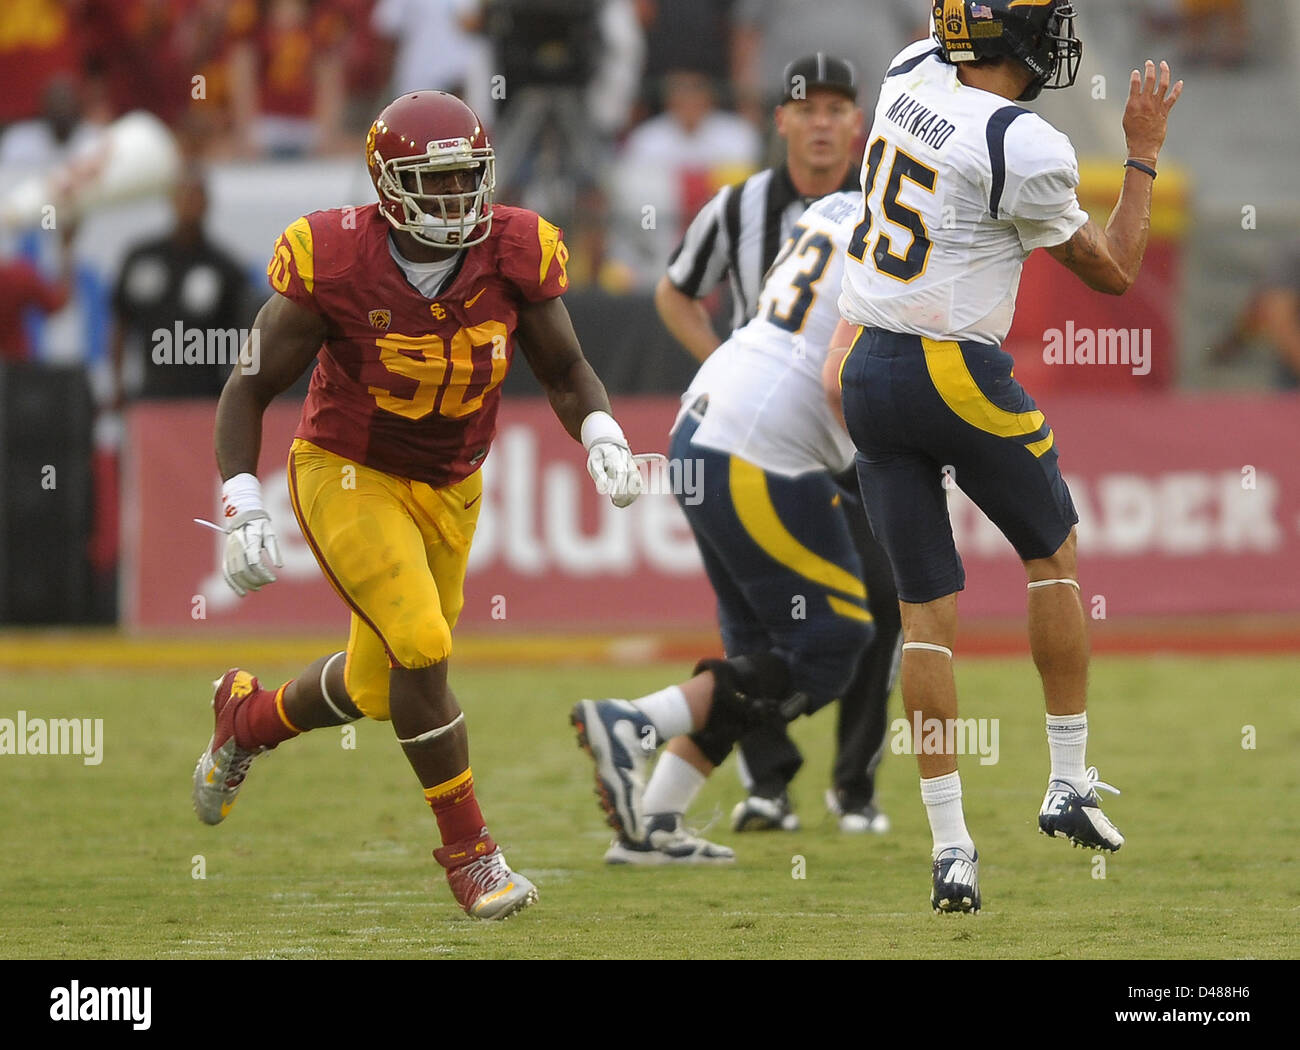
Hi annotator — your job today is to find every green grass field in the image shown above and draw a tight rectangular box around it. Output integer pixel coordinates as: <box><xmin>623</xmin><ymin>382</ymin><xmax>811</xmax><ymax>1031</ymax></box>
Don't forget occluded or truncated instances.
<box><xmin>1</xmin><ymin>654</ymin><xmax>1296</xmax><ymax>959</ymax></box>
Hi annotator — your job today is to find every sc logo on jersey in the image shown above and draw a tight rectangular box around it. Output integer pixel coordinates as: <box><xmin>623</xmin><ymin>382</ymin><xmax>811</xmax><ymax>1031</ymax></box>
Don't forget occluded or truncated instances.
<box><xmin>430</xmin><ymin>303</ymin><xmax>448</xmax><ymax>320</ymax></box>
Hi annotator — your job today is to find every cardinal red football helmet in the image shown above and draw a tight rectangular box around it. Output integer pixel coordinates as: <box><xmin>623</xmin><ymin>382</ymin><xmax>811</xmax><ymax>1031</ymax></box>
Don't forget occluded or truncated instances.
<box><xmin>366</xmin><ymin>91</ymin><xmax>496</xmax><ymax>248</ymax></box>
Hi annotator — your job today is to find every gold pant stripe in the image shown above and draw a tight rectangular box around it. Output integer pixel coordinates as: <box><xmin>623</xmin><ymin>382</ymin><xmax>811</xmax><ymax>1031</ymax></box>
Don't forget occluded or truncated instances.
<box><xmin>922</xmin><ymin>337</ymin><xmax>1048</xmax><ymax>449</ymax></box>
<box><xmin>1025</xmin><ymin>429</ymin><xmax>1056</xmax><ymax>458</ymax></box>
<box><xmin>728</xmin><ymin>457</ymin><xmax>866</xmax><ymax>601</ymax></box>
<box><xmin>827</xmin><ymin>594</ymin><xmax>874</xmax><ymax>624</ymax></box>
<box><xmin>838</xmin><ymin>325</ymin><xmax>865</xmax><ymax>390</ymax></box>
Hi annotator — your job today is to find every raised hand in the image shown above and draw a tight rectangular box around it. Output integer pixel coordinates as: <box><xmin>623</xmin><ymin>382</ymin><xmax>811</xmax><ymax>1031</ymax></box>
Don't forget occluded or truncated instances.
<box><xmin>1124</xmin><ymin>60</ymin><xmax>1184</xmax><ymax>164</ymax></box>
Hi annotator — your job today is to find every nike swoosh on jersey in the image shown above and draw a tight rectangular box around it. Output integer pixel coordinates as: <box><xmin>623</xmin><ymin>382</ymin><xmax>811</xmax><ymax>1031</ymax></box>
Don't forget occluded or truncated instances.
<box><xmin>464</xmin><ymin>494</ymin><xmax>482</xmax><ymax>510</ymax></box>
<box><xmin>464</xmin><ymin>288</ymin><xmax>486</xmax><ymax>308</ymax></box>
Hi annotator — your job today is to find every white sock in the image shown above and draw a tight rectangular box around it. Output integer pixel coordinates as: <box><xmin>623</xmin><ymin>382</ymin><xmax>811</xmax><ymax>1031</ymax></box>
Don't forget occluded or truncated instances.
<box><xmin>642</xmin><ymin>750</ymin><xmax>706</xmax><ymax>816</ymax></box>
<box><xmin>633</xmin><ymin>685</ymin><xmax>693</xmax><ymax>742</ymax></box>
<box><xmin>919</xmin><ymin>771</ymin><xmax>975</xmax><ymax>856</ymax></box>
<box><xmin>1046</xmin><ymin>712</ymin><xmax>1088</xmax><ymax>790</ymax></box>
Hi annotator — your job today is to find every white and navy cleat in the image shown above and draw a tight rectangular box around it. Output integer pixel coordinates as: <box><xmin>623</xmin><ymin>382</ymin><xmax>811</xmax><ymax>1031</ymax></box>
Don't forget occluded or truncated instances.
<box><xmin>604</xmin><ymin>813</ymin><xmax>735</xmax><ymax>865</ymax></box>
<box><xmin>1038</xmin><ymin>766</ymin><xmax>1125</xmax><ymax>852</ymax></box>
<box><xmin>571</xmin><ymin>699</ymin><xmax>655</xmax><ymax>842</ymax></box>
<box><xmin>931</xmin><ymin>845</ymin><xmax>980</xmax><ymax>913</ymax></box>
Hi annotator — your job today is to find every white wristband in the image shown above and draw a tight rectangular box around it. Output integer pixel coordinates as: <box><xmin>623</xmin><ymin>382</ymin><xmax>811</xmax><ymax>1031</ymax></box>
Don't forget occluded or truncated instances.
<box><xmin>580</xmin><ymin>410</ymin><xmax>627</xmax><ymax>451</ymax></box>
<box><xmin>221</xmin><ymin>472</ymin><xmax>264</xmax><ymax>515</ymax></box>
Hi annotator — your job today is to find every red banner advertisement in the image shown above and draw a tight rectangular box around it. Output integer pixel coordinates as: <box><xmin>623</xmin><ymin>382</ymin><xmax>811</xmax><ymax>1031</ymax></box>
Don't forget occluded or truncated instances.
<box><xmin>123</xmin><ymin>395</ymin><xmax>1300</xmax><ymax>633</ymax></box>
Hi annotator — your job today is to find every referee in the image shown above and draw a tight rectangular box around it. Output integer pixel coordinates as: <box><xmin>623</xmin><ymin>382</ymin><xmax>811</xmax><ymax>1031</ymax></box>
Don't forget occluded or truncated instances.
<box><xmin>654</xmin><ymin>54</ymin><xmax>902</xmax><ymax>834</ymax></box>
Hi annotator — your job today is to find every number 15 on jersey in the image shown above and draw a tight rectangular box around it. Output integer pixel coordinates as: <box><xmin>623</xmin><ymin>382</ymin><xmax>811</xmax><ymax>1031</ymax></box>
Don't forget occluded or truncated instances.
<box><xmin>847</xmin><ymin>136</ymin><xmax>939</xmax><ymax>284</ymax></box>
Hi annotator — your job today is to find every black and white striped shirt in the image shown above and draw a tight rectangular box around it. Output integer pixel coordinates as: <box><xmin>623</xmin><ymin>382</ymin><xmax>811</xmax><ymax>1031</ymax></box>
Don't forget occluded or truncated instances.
<box><xmin>665</xmin><ymin>163</ymin><xmax>860</xmax><ymax>332</ymax></box>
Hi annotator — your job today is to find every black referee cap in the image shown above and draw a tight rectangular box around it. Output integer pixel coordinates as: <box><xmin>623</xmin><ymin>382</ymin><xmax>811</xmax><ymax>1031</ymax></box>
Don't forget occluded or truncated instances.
<box><xmin>781</xmin><ymin>52</ymin><xmax>858</xmax><ymax>102</ymax></box>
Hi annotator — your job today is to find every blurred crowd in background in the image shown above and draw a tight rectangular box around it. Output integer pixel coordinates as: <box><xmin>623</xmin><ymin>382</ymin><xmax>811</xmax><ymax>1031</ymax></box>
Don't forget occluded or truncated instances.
<box><xmin>2</xmin><ymin>0</ymin><xmax>1297</xmax><ymax>389</ymax></box>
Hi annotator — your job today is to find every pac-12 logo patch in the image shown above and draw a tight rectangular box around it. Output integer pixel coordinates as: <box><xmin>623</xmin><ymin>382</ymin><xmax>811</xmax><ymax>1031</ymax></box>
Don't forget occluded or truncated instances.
<box><xmin>368</xmin><ymin>309</ymin><xmax>391</xmax><ymax>330</ymax></box>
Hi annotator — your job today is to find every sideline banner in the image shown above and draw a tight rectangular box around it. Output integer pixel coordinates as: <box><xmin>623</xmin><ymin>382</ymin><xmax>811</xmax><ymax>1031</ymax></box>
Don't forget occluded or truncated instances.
<box><xmin>123</xmin><ymin>395</ymin><xmax>1299</xmax><ymax>631</ymax></box>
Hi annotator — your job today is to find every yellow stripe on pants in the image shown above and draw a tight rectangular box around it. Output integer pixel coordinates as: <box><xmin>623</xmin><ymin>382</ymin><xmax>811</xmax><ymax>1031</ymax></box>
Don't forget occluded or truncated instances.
<box><xmin>921</xmin><ymin>337</ymin><xmax>1054</xmax><ymax>457</ymax></box>
<box><xmin>728</xmin><ymin>457</ymin><xmax>867</xmax><ymax>603</ymax></box>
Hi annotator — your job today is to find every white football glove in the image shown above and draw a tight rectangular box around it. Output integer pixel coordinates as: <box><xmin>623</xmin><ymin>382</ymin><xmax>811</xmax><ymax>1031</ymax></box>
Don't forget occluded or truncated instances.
<box><xmin>219</xmin><ymin>474</ymin><xmax>283</xmax><ymax>597</ymax></box>
<box><xmin>581</xmin><ymin>411</ymin><xmax>644</xmax><ymax>509</ymax></box>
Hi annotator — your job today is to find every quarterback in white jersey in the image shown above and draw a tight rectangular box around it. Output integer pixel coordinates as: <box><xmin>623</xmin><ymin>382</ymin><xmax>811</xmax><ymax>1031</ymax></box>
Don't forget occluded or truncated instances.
<box><xmin>831</xmin><ymin>0</ymin><xmax>1182</xmax><ymax>913</ymax></box>
<box><xmin>837</xmin><ymin>40</ymin><xmax>1088</xmax><ymax>344</ymax></box>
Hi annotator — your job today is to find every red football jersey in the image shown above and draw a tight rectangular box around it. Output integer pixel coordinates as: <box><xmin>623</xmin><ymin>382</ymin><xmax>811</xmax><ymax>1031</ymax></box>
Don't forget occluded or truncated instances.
<box><xmin>266</xmin><ymin>203</ymin><xmax>570</xmax><ymax>486</ymax></box>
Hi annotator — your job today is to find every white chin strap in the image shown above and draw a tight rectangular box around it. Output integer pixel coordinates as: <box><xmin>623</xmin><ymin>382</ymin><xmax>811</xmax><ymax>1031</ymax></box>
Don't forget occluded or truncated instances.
<box><xmin>412</xmin><ymin>207</ymin><xmax>478</xmax><ymax>245</ymax></box>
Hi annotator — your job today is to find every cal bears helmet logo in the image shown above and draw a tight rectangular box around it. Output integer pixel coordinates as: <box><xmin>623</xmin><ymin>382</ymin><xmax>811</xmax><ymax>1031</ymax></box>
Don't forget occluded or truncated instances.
<box><xmin>938</xmin><ymin>0</ymin><xmax>976</xmax><ymax>60</ymax></box>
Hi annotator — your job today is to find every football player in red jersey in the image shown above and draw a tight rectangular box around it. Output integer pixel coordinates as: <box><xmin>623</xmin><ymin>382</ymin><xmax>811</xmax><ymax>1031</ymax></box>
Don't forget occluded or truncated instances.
<box><xmin>192</xmin><ymin>91</ymin><xmax>645</xmax><ymax>920</ymax></box>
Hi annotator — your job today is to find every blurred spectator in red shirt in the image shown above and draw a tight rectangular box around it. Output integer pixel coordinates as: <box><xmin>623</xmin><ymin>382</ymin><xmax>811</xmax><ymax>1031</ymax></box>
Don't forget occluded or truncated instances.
<box><xmin>333</xmin><ymin>0</ymin><xmax>389</xmax><ymax>129</ymax></box>
<box><xmin>227</xmin><ymin>0</ymin><xmax>347</xmax><ymax>157</ymax></box>
<box><xmin>0</xmin><ymin>0</ymin><xmax>82</xmax><ymax>126</ymax></box>
<box><xmin>0</xmin><ymin>223</ymin><xmax>76</xmax><ymax>363</ymax></box>
<box><xmin>79</xmin><ymin>0</ymin><xmax>186</xmax><ymax>127</ymax></box>
<box><xmin>162</xmin><ymin>0</ymin><xmax>246</xmax><ymax>157</ymax></box>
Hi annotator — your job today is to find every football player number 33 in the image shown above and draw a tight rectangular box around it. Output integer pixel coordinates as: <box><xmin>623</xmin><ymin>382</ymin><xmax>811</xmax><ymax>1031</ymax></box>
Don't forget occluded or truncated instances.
<box><xmin>369</xmin><ymin>322</ymin><xmax>510</xmax><ymax>420</ymax></box>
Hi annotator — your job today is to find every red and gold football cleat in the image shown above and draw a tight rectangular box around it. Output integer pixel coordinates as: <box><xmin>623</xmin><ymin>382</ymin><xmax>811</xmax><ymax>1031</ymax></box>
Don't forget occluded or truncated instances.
<box><xmin>434</xmin><ymin>828</ymin><xmax>538</xmax><ymax>920</ymax></box>
<box><xmin>192</xmin><ymin>669</ymin><xmax>266</xmax><ymax>825</ymax></box>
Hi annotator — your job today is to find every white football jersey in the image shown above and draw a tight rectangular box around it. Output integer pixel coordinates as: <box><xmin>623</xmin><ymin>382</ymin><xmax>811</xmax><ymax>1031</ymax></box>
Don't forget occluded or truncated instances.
<box><xmin>838</xmin><ymin>39</ymin><xmax>1089</xmax><ymax>345</ymax></box>
<box><xmin>682</xmin><ymin>191</ymin><xmax>862</xmax><ymax>478</ymax></box>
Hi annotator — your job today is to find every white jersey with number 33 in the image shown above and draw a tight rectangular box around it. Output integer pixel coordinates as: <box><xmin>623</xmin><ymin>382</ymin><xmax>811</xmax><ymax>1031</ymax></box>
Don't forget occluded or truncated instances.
<box><xmin>683</xmin><ymin>190</ymin><xmax>863</xmax><ymax>477</ymax></box>
<box><xmin>838</xmin><ymin>39</ymin><xmax>1089</xmax><ymax>345</ymax></box>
